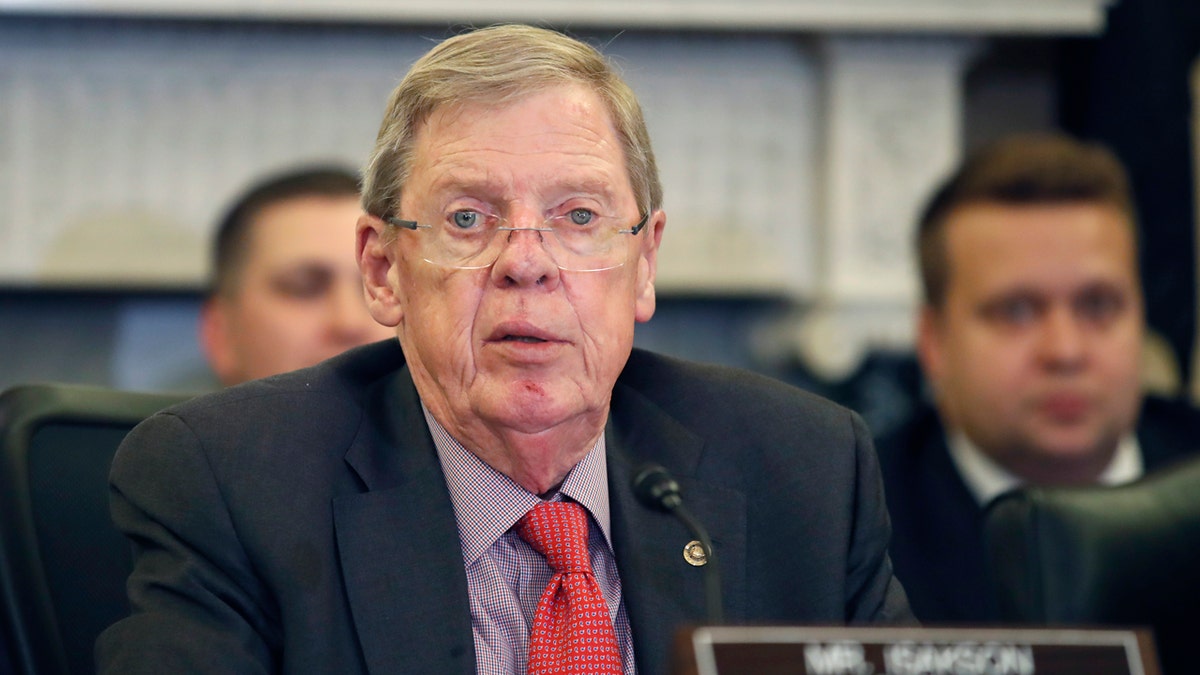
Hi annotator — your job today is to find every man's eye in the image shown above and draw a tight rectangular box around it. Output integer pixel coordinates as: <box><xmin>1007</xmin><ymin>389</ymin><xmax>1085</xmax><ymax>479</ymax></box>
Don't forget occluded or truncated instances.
<box><xmin>1076</xmin><ymin>289</ymin><xmax>1125</xmax><ymax>323</ymax></box>
<box><xmin>451</xmin><ymin>210</ymin><xmax>480</xmax><ymax>229</ymax></box>
<box><xmin>567</xmin><ymin>208</ymin><xmax>595</xmax><ymax>226</ymax></box>
<box><xmin>983</xmin><ymin>297</ymin><xmax>1040</xmax><ymax>326</ymax></box>
<box><xmin>272</xmin><ymin>269</ymin><xmax>332</xmax><ymax>299</ymax></box>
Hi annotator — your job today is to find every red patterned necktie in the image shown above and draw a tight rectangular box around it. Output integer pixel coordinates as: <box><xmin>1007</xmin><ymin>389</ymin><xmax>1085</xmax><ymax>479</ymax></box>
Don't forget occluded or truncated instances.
<box><xmin>516</xmin><ymin>501</ymin><xmax>623</xmax><ymax>675</ymax></box>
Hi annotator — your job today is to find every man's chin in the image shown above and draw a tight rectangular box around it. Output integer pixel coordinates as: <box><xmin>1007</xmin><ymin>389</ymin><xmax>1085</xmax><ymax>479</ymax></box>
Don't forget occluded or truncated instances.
<box><xmin>476</xmin><ymin>387</ymin><xmax>581</xmax><ymax>435</ymax></box>
<box><xmin>1019</xmin><ymin>431</ymin><xmax>1118</xmax><ymax>483</ymax></box>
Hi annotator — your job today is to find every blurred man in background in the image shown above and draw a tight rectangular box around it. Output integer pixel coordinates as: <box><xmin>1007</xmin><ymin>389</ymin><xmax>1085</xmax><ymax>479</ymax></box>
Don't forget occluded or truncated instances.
<box><xmin>877</xmin><ymin>133</ymin><xmax>1200</xmax><ymax>622</ymax></box>
<box><xmin>199</xmin><ymin>166</ymin><xmax>394</xmax><ymax>385</ymax></box>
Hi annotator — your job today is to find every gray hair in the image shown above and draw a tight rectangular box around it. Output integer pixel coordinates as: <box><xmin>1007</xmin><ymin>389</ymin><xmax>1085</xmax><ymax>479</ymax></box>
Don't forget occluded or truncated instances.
<box><xmin>360</xmin><ymin>24</ymin><xmax>662</xmax><ymax>230</ymax></box>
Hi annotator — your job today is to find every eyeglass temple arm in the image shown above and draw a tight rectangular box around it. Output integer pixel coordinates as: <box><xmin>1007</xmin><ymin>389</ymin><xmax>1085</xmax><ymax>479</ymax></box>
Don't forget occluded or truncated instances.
<box><xmin>624</xmin><ymin>212</ymin><xmax>650</xmax><ymax>235</ymax></box>
<box><xmin>384</xmin><ymin>216</ymin><xmax>421</xmax><ymax>230</ymax></box>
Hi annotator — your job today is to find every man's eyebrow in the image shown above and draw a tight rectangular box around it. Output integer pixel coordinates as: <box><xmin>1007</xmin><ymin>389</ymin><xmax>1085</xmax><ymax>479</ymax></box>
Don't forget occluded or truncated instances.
<box><xmin>426</xmin><ymin>172</ymin><xmax>507</xmax><ymax>198</ymax></box>
<box><xmin>561</xmin><ymin>178</ymin><xmax>619</xmax><ymax>201</ymax></box>
<box><xmin>975</xmin><ymin>287</ymin><xmax>1044</xmax><ymax>308</ymax></box>
<box><xmin>983</xmin><ymin>286</ymin><xmax>1042</xmax><ymax>299</ymax></box>
<box><xmin>270</xmin><ymin>262</ymin><xmax>336</xmax><ymax>278</ymax></box>
<box><xmin>1075</xmin><ymin>279</ymin><xmax>1130</xmax><ymax>295</ymax></box>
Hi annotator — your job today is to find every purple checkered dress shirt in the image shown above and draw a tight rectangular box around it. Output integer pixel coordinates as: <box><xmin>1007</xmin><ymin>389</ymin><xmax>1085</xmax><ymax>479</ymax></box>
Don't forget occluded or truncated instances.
<box><xmin>423</xmin><ymin>407</ymin><xmax>637</xmax><ymax>675</ymax></box>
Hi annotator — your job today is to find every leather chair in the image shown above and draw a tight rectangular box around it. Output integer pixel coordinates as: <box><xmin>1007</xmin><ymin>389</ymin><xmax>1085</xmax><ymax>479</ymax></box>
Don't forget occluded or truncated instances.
<box><xmin>0</xmin><ymin>383</ymin><xmax>193</xmax><ymax>675</ymax></box>
<box><xmin>984</xmin><ymin>454</ymin><xmax>1200</xmax><ymax>675</ymax></box>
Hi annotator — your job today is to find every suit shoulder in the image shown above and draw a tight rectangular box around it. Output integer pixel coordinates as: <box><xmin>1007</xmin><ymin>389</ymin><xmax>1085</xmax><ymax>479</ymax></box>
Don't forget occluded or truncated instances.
<box><xmin>1138</xmin><ymin>394</ymin><xmax>1200</xmax><ymax>468</ymax></box>
<box><xmin>873</xmin><ymin>406</ymin><xmax>943</xmax><ymax>461</ymax></box>
<box><xmin>618</xmin><ymin>348</ymin><xmax>856</xmax><ymax>425</ymax></box>
<box><xmin>152</xmin><ymin>340</ymin><xmax>404</xmax><ymax>443</ymax></box>
<box><xmin>1141</xmin><ymin>394</ymin><xmax>1200</xmax><ymax>428</ymax></box>
<box><xmin>870</xmin><ymin>405</ymin><xmax>953</xmax><ymax>501</ymax></box>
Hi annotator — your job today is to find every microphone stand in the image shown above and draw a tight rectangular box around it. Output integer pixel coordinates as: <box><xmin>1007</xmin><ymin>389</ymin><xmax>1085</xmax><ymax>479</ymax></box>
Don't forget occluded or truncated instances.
<box><xmin>633</xmin><ymin>464</ymin><xmax>724</xmax><ymax>624</ymax></box>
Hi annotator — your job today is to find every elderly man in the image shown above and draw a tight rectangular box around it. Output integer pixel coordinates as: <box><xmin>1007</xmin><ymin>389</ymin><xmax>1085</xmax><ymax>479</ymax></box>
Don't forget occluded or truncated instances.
<box><xmin>200</xmin><ymin>166</ymin><xmax>395</xmax><ymax>386</ymax></box>
<box><xmin>98</xmin><ymin>25</ymin><xmax>911</xmax><ymax>674</ymax></box>
<box><xmin>877</xmin><ymin>133</ymin><xmax>1200</xmax><ymax>623</ymax></box>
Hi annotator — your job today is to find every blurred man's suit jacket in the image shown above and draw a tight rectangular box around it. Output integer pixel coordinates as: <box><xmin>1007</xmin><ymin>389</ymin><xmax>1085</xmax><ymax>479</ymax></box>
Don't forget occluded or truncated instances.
<box><xmin>877</xmin><ymin>399</ymin><xmax>1200</xmax><ymax>623</ymax></box>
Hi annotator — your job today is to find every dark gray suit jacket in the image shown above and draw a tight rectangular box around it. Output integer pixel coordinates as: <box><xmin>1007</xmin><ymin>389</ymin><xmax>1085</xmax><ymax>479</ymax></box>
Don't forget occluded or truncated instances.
<box><xmin>97</xmin><ymin>341</ymin><xmax>912</xmax><ymax>674</ymax></box>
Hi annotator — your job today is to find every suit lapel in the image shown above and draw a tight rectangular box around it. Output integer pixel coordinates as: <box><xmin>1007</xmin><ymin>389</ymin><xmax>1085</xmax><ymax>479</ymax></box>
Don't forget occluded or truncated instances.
<box><xmin>327</xmin><ymin>350</ymin><xmax>751</xmax><ymax>674</ymax></box>
<box><xmin>607</xmin><ymin>384</ymin><xmax>746</xmax><ymax>675</ymax></box>
<box><xmin>334</xmin><ymin>367</ymin><xmax>475</xmax><ymax>675</ymax></box>
<box><xmin>917</xmin><ymin>424</ymin><xmax>994</xmax><ymax>620</ymax></box>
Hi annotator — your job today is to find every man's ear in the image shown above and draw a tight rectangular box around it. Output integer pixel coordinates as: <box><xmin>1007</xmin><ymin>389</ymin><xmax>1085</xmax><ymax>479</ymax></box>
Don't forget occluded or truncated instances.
<box><xmin>358</xmin><ymin>213</ymin><xmax>403</xmax><ymax>328</ymax></box>
<box><xmin>634</xmin><ymin>211</ymin><xmax>665</xmax><ymax>323</ymax></box>
<box><xmin>916</xmin><ymin>304</ymin><xmax>945</xmax><ymax>386</ymax></box>
<box><xmin>199</xmin><ymin>298</ymin><xmax>239</xmax><ymax>386</ymax></box>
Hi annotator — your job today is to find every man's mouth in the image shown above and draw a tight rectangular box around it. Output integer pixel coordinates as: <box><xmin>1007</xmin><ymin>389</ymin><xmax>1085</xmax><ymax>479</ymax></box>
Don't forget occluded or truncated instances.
<box><xmin>1039</xmin><ymin>393</ymin><xmax>1090</xmax><ymax>420</ymax></box>
<box><xmin>488</xmin><ymin>322</ymin><xmax>558</xmax><ymax>344</ymax></box>
<box><xmin>502</xmin><ymin>335</ymin><xmax>548</xmax><ymax>343</ymax></box>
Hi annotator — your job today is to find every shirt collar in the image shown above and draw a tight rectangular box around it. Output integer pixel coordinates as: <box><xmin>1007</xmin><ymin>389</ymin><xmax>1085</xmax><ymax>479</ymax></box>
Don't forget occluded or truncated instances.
<box><xmin>946</xmin><ymin>429</ymin><xmax>1144</xmax><ymax>506</ymax></box>
<box><xmin>422</xmin><ymin>404</ymin><xmax>614</xmax><ymax>564</ymax></box>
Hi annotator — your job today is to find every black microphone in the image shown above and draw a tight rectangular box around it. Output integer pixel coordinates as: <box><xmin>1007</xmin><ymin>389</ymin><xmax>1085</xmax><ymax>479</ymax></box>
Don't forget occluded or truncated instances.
<box><xmin>632</xmin><ymin>463</ymin><xmax>723</xmax><ymax>624</ymax></box>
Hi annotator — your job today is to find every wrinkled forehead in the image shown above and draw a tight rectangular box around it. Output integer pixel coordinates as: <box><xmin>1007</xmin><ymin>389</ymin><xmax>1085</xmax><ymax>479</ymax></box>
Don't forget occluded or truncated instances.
<box><xmin>403</xmin><ymin>86</ymin><xmax>634</xmax><ymax>206</ymax></box>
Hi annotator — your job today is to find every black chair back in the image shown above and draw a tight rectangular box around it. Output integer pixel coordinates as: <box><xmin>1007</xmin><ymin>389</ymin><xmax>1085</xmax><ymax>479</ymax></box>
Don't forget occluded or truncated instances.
<box><xmin>0</xmin><ymin>383</ymin><xmax>192</xmax><ymax>675</ymax></box>
<box><xmin>984</xmin><ymin>455</ymin><xmax>1200</xmax><ymax>675</ymax></box>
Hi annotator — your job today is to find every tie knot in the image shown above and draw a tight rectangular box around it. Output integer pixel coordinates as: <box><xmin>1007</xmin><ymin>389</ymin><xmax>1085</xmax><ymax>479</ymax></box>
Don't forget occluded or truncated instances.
<box><xmin>516</xmin><ymin>501</ymin><xmax>592</xmax><ymax>574</ymax></box>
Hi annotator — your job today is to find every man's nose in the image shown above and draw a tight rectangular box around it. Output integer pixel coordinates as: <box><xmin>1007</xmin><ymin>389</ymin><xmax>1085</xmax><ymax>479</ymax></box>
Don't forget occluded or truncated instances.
<box><xmin>1038</xmin><ymin>306</ymin><xmax>1086</xmax><ymax>369</ymax></box>
<box><xmin>490</xmin><ymin>215</ymin><xmax>561</xmax><ymax>288</ymax></box>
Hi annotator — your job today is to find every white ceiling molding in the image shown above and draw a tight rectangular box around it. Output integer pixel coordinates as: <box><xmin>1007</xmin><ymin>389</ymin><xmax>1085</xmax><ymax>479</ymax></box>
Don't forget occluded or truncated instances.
<box><xmin>0</xmin><ymin>0</ymin><xmax>1117</xmax><ymax>35</ymax></box>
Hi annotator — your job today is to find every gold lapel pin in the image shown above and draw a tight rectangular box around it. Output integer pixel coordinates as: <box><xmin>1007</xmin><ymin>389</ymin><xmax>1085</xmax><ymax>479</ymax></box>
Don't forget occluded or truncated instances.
<box><xmin>683</xmin><ymin>540</ymin><xmax>708</xmax><ymax>567</ymax></box>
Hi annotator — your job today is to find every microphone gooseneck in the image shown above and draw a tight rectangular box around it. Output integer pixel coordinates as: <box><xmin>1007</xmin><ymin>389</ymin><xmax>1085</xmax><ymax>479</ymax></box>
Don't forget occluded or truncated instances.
<box><xmin>632</xmin><ymin>463</ymin><xmax>724</xmax><ymax>624</ymax></box>
<box><xmin>632</xmin><ymin>464</ymin><xmax>682</xmax><ymax>510</ymax></box>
